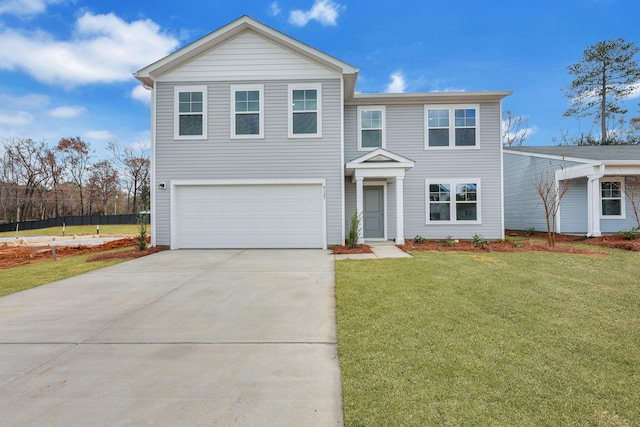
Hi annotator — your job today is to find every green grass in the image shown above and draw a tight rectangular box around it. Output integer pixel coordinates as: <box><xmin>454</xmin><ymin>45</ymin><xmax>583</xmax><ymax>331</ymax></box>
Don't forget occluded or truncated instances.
<box><xmin>335</xmin><ymin>249</ymin><xmax>640</xmax><ymax>426</ymax></box>
<box><xmin>0</xmin><ymin>224</ymin><xmax>142</xmax><ymax>237</ymax></box>
<box><xmin>0</xmin><ymin>250</ymin><xmax>129</xmax><ymax>297</ymax></box>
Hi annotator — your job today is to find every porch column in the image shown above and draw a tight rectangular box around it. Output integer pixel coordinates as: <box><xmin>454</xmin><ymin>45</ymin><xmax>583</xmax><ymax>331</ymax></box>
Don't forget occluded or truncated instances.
<box><xmin>355</xmin><ymin>177</ymin><xmax>364</xmax><ymax>244</ymax></box>
<box><xmin>587</xmin><ymin>175</ymin><xmax>602</xmax><ymax>237</ymax></box>
<box><xmin>395</xmin><ymin>177</ymin><xmax>405</xmax><ymax>245</ymax></box>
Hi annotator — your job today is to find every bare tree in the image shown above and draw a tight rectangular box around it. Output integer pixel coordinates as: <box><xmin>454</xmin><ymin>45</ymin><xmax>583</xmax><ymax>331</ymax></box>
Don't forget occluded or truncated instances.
<box><xmin>533</xmin><ymin>164</ymin><xmax>573</xmax><ymax>247</ymax></box>
<box><xmin>1</xmin><ymin>137</ymin><xmax>50</xmax><ymax>222</ymax></box>
<box><xmin>624</xmin><ymin>175</ymin><xmax>640</xmax><ymax>228</ymax></box>
<box><xmin>502</xmin><ymin>110</ymin><xmax>530</xmax><ymax>147</ymax></box>
<box><xmin>56</xmin><ymin>137</ymin><xmax>92</xmax><ymax>215</ymax></box>
<box><xmin>87</xmin><ymin>160</ymin><xmax>120</xmax><ymax>215</ymax></box>
<box><xmin>108</xmin><ymin>141</ymin><xmax>150</xmax><ymax>213</ymax></box>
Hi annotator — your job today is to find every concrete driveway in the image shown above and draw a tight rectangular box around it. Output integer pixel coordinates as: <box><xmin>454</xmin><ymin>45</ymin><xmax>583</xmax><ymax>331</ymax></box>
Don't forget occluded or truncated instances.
<box><xmin>0</xmin><ymin>249</ymin><xmax>342</xmax><ymax>426</ymax></box>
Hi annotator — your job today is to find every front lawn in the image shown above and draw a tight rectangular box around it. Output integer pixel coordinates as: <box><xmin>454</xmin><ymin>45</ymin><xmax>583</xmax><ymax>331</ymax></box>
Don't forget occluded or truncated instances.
<box><xmin>0</xmin><ymin>224</ymin><xmax>143</xmax><ymax>237</ymax></box>
<box><xmin>0</xmin><ymin>250</ymin><xmax>129</xmax><ymax>297</ymax></box>
<box><xmin>335</xmin><ymin>250</ymin><xmax>640</xmax><ymax>426</ymax></box>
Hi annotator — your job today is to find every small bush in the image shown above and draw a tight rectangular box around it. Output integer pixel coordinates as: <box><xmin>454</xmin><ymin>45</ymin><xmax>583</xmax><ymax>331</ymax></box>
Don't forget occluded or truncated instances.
<box><xmin>472</xmin><ymin>233</ymin><xmax>490</xmax><ymax>248</ymax></box>
<box><xmin>524</xmin><ymin>227</ymin><xmax>535</xmax><ymax>236</ymax></box>
<box><xmin>620</xmin><ymin>226</ymin><xmax>639</xmax><ymax>240</ymax></box>
<box><xmin>512</xmin><ymin>241</ymin><xmax>523</xmax><ymax>248</ymax></box>
<box><xmin>436</xmin><ymin>235</ymin><xmax>457</xmax><ymax>247</ymax></box>
<box><xmin>413</xmin><ymin>235</ymin><xmax>427</xmax><ymax>243</ymax></box>
<box><xmin>136</xmin><ymin>214</ymin><xmax>148</xmax><ymax>251</ymax></box>
<box><xmin>347</xmin><ymin>210</ymin><xmax>362</xmax><ymax>249</ymax></box>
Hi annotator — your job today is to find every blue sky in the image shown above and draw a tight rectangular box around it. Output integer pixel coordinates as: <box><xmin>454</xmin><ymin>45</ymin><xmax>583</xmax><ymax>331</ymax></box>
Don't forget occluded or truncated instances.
<box><xmin>1</xmin><ymin>0</ymin><xmax>639</xmax><ymax>159</ymax></box>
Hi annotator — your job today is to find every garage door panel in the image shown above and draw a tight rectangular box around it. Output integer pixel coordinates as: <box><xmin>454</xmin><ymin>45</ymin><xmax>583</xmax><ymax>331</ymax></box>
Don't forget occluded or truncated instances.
<box><xmin>174</xmin><ymin>184</ymin><xmax>324</xmax><ymax>249</ymax></box>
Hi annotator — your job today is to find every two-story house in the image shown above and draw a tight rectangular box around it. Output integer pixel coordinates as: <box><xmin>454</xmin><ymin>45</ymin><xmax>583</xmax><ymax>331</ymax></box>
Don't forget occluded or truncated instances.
<box><xmin>134</xmin><ymin>16</ymin><xmax>511</xmax><ymax>249</ymax></box>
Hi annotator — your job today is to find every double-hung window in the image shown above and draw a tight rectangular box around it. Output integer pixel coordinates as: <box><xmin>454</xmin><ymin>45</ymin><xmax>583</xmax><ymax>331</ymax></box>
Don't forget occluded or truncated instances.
<box><xmin>231</xmin><ymin>84</ymin><xmax>264</xmax><ymax>139</ymax></box>
<box><xmin>425</xmin><ymin>105</ymin><xmax>479</xmax><ymax>148</ymax></box>
<box><xmin>358</xmin><ymin>106</ymin><xmax>386</xmax><ymax>150</ymax></box>
<box><xmin>175</xmin><ymin>85</ymin><xmax>207</xmax><ymax>140</ymax></box>
<box><xmin>288</xmin><ymin>83</ymin><xmax>322</xmax><ymax>138</ymax></box>
<box><xmin>426</xmin><ymin>179</ymin><xmax>481</xmax><ymax>223</ymax></box>
<box><xmin>601</xmin><ymin>178</ymin><xmax>625</xmax><ymax>217</ymax></box>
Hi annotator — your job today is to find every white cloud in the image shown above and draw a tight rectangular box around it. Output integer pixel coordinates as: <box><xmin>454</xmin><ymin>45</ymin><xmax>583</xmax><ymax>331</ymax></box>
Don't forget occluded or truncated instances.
<box><xmin>0</xmin><ymin>110</ymin><xmax>33</xmax><ymax>126</ymax></box>
<box><xmin>627</xmin><ymin>82</ymin><xmax>640</xmax><ymax>100</ymax></box>
<box><xmin>289</xmin><ymin>0</ymin><xmax>344</xmax><ymax>27</ymax></box>
<box><xmin>47</xmin><ymin>105</ymin><xmax>85</xmax><ymax>119</ymax></box>
<box><xmin>0</xmin><ymin>0</ymin><xmax>62</xmax><ymax>16</ymax></box>
<box><xmin>385</xmin><ymin>71</ymin><xmax>406</xmax><ymax>93</ymax></box>
<box><xmin>131</xmin><ymin>84</ymin><xmax>151</xmax><ymax>106</ymax></box>
<box><xmin>0</xmin><ymin>92</ymin><xmax>50</xmax><ymax>108</ymax></box>
<box><xmin>0</xmin><ymin>12</ymin><xmax>180</xmax><ymax>87</ymax></box>
<box><xmin>268</xmin><ymin>1</ymin><xmax>281</xmax><ymax>16</ymax></box>
<box><xmin>83</xmin><ymin>130</ymin><xmax>114</xmax><ymax>140</ymax></box>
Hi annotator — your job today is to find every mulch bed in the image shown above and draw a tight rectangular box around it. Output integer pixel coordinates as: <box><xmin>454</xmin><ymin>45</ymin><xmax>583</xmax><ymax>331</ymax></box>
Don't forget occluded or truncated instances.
<box><xmin>399</xmin><ymin>230</ymin><xmax>640</xmax><ymax>256</ymax></box>
<box><xmin>332</xmin><ymin>243</ymin><xmax>373</xmax><ymax>254</ymax></box>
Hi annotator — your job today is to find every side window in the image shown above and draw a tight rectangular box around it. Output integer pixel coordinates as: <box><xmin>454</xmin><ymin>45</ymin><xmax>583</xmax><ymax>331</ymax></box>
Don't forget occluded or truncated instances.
<box><xmin>175</xmin><ymin>85</ymin><xmax>207</xmax><ymax>140</ymax></box>
<box><xmin>358</xmin><ymin>106</ymin><xmax>386</xmax><ymax>150</ymax></box>
<box><xmin>231</xmin><ymin>85</ymin><xmax>264</xmax><ymax>139</ymax></box>
<box><xmin>426</xmin><ymin>180</ymin><xmax>481</xmax><ymax>223</ymax></box>
<box><xmin>425</xmin><ymin>105</ymin><xmax>478</xmax><ymax>148</ymax></box>
<box><xmin>601</xmin><ymin>178</ymin><xmax>624</xmax><ymax>217</ymax></box>
<box><xmin>288</xmin><ymin>83</ymin><xmax>322</xmax><ymax>138</ymax></box>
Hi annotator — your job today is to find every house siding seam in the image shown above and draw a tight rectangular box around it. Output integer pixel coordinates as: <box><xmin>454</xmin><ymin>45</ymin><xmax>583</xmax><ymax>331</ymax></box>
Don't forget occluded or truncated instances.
<box><xmin>154</xmin><ymin>78</ymin><xmax>343</xmax><ymax>246</ymax></box>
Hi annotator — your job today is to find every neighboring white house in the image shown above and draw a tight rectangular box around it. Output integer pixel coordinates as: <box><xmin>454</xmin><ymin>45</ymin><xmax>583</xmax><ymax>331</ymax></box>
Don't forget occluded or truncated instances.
<box><xmin>504</xmin><ymin>146</ymin><xmax>640</xmax><ymax>236</ymax></box>
<box><xmin>135</xmin><ymin>16</ymin><xmax>511</xmax><ymax>249</ymax></box>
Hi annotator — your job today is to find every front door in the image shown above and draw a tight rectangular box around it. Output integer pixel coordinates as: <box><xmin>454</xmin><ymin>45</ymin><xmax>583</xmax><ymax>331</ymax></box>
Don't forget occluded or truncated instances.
<box><xmin>363</xmin><ymin>186</ymin><xmax>384</xmax><ymax>239</ymax></box>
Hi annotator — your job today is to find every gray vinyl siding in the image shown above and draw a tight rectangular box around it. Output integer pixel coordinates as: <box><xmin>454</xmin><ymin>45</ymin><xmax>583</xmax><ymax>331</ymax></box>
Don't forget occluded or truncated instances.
<box><xmin>503</xmin><ymin>153</ymin><xmax>583</xmax><ymax>232</ymax></box>
<box><xmin>560</xmin><ymin>179</ymin><xmax>588</xmax><ymax>233</ymax></box>
<box><xmin>345</xmin><ymin>102</ymin><xmax>504</xmax><ymax>240</ymax></box>
<box><xmin>601</xmin><ymin>176</ymin><xmax>639</xmax><ymax>233</ymax></box>
<box><xmin>154</xmin><ymin>78</ymin><xmax>343</xmax><ymax>246</ymax></box>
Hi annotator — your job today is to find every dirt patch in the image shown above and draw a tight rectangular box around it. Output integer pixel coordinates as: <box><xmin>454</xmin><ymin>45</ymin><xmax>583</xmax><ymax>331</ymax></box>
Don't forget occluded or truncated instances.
<box><xmin>86</xmin><ymin>246</ymin><xmax>165</xmax><ymax>262</ymax></box>
<box><xmin>0</xmin><ymin>237</ymin><xmax>159</xmax><ymax>270</ymax></box>
<box><xmin>332</xmin><ymin>243</ymin><xmax>373</xmax><ymax>254</ymax></box>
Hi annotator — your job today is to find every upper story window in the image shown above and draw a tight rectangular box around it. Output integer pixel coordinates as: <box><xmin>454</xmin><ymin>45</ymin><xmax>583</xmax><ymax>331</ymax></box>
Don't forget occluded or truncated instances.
<box><xmin>175</xmin><ymin>85</ymin><xmax>207</xmax><ymax>140</ymax></box>
<box><xmin>426</xmin><ymin>179</ymin><xmax>481</xmax><ymax>224</ymax></box>
<box><xmin>425</xmin><ymin>105</ymin><xmax>479</xmax><ymax>149</ymax></box>
<box><xmin>231</xmin><ymin>84</ymin><xmax>264</xmax><ymax>139</ymax></box>
<box><xmin>358</xmin><ymin>106</ymin><xmax>386</xmax><ymax>150</ymax></box>
<box><xmin>288</xmin><ymin>83</ymin><xmax>322</xmax><ymax>138</ymax></box>
<box><xmin>601</xmin><ymin>178</ymin><xmax>625</xmax><ymax>217</ymax></box>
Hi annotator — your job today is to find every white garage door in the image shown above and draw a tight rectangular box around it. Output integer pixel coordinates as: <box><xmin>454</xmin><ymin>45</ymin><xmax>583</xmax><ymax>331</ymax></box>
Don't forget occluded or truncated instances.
<box><xmin>173</xmin><ymin>183</ymin><xmax>325</xmax><ymax>249</ymax></box>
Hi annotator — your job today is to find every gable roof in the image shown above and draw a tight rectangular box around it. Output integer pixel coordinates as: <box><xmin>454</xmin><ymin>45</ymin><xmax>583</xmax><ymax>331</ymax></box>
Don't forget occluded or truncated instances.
<box><xmin>134</xmin><ymin>15</ymin><xmax>359</xmax><ymax>96</ymax></box>
<box><xmin>345</xmin><ymin>148</ymin><xmax>415</xmax><ymax>175</ymax></box>
<box><xmin>505</xmin><ymin>146</ymin><xmax>640</xmax><ymax>162</ymax></box>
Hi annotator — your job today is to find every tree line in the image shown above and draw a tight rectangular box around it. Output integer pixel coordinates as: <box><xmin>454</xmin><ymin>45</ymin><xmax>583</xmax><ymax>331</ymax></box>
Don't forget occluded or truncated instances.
<box><xmin>0</xmin><ymin>137</ymin><xmax>150</xmax><ymax>223</ymax></box>
<box><xmin>504</xmin><ymin>37</ymin><xmax>640</xmax><ymax>147</ymax></box>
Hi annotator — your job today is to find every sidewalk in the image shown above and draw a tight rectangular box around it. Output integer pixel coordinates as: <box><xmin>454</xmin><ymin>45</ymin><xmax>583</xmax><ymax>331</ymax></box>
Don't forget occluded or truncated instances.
<box><xmin>334</xmin><ymin>242</ymin><xmax>412</xmax><ymax>261</ymax></box>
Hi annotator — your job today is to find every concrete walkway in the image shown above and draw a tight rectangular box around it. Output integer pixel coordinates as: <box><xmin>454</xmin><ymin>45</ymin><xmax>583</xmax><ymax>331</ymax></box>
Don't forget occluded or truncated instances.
<box><xmin>0</xmin><ymin>249</ymin><xmax>342</xmax><ymax>426</ymax></box>
<box><xmin>334</xmin><ymin>241</ymin><xmax>412</xmax><ymax>261</ymax></box>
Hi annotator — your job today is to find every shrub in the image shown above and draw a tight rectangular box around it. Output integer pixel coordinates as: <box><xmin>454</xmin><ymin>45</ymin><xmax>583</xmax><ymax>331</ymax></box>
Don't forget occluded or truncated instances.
<box><xmin>436</xmin><ymin>235</ymin><xmax>457</xmax><ymax>247</ymax></box>
<box><xmin>413</xmin><ymin>235</ymin><xmax>427</xmax><ymax>243</ymax></box>
<box><xmin>472</xmin><ymin>233</ymin><xmax>490</xmax><ymax>248</ymax></box>
<box><xmin>136</xmin><ymin>214</ymin><xmax>148</xmax><ymax>251</ymax></box>
<box><xmin>347</xmin><ymin>210</ymin><xmax>362</xmax><ymax>248</ymax></box>
<box><xmin>620</xmin><ymin>226</ymin><xmax>639</xmax><ymax>240</ymax></box>
<box><xmin>524</xmin><ymin>227</ymin><xmax>535</xmax><ymax>236</ymax></box>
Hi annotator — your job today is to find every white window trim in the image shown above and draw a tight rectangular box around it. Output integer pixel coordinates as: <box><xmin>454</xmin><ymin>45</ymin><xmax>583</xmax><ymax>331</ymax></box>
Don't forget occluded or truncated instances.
<box><xmin>230</xmin><ymin>84</ymin><xmax>264</xmax><ymax>139</ymax></box>
<box><xmin>174</xmin><ymin>85</ymin><xmax>208</xmax><ymax>140</ymax></box>
<box><xmin>601</xmin><ymin>177</ymin><xmax>626</xmax><ymax>218</ymax></box>
<box><xmin>357</xmin><ymin>105</ymin><xmax>386</xmax><ymax>151</ymax></box>
<box><xmin>425</xmin><ymin>178</ymin><xmax>482</xmax><ymax>224</ymax></box>
<box><xmin>424</xmin><ymin>104</ymin><xmax>480</xmax><ymax>150</ymax></box>
<box><xmin>288</xmin><ymin>82</ymin><xmax>322</xmax><ymax>138</ymax></box>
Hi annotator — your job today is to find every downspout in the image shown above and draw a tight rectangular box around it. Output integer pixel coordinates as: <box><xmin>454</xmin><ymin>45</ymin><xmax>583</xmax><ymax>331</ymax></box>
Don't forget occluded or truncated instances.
<box><xmin>586</xmin><ymin>164</ymin><xmax>605</xmax><ymax>237</ymax></box>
